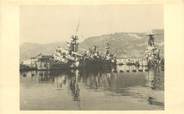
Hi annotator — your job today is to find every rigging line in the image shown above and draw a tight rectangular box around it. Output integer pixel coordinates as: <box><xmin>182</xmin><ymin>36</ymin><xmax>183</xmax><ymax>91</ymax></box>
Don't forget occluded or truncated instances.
<box><xmin>75</xmin><ymin>20</ymin><xmax>80</xmax><ymax>35</ymax></box>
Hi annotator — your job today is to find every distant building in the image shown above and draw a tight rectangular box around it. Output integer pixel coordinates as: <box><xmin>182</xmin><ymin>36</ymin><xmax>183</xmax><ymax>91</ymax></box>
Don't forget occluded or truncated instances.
<box><xmin>21</xmin><ymin>53</ymin><xmax>53</xmax><ymax>70</ymax></box>
<box><xmin>36</xmin><ymin>54</ymin><xmax>53</xmax><ymax>70</ymax></box>
<box><xmin>30</xmin><ymin>57</ymin><xmax>38</xmax><ymax>68</ymax></box>
<box><xmin>22</xmin><ymin>59</ymin><xmax>32</xmax><ymax>66</ymax></box>
<box><xmin>21</xmin><ymin>57</ymin><xmax>37</xmax><ymax>69</ymax></box>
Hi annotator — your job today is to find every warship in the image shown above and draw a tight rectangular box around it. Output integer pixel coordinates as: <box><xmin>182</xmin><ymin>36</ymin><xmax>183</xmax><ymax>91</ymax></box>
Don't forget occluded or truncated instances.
<box><xmin>20</xmin><ymin>26</ymin><xmax>117</xmax><ymax>71</ymax></box>
<box><xmin>48</xmin><ymin>34</ymin><xmax>117</xmax><ymax>71</ymax></box>
<box><xmin>78</xmin><ymin>43</ymin><xmax>117</xmax><ymax>71</ymax></box>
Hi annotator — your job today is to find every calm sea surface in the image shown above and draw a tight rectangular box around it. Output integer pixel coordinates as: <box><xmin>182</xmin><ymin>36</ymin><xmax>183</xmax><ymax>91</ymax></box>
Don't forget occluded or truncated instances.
<box><xmin>20</xmin><ymin>66</ymin><xmax>164</xmax><ymax>110</ymax></box>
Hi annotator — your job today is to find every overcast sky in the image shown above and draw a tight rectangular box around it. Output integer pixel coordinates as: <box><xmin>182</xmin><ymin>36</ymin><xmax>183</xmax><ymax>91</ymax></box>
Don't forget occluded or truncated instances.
<box><xmin>20</xmin><ymin>5</ymin><xmax>163</xmax><ymax>44</ymax></box>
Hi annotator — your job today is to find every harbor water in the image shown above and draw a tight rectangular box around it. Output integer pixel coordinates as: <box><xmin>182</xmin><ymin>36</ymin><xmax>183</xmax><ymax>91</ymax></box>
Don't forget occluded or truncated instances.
<box><xmin>20</xmin><ymin>65</ymin><xmax>164</xmax><ymax>110</ymax></box>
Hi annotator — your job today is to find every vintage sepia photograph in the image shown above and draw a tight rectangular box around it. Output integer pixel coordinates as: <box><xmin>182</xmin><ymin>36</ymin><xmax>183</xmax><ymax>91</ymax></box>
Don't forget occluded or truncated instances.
<box><xmin>19</xmin><ymin>5</ymin><xmax>164</xmax><ymax>110</ymax></box>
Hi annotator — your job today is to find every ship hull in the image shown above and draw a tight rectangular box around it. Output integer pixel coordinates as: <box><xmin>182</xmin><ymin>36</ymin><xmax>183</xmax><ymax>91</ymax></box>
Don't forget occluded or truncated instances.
<box><xmin>78</xmin><ymin>58</ymin><xmax>116</xmax><ymax>71</ymax></box>
<box><xmin>36</xmin><ymin>60</ymin><xmax>72</xmax><ymax>71</ymax></box>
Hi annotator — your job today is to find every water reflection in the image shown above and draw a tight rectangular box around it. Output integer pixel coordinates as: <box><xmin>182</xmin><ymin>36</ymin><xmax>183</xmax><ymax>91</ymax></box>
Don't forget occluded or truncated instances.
<box><xmin>55</xmin><ymin>74</ymin><xmax>66</xmax><ymax>89</ymax></box>
<box><xmin>20</xmin><ymin>65</ymin><xmax>164</xmax><ymax>110</ymax></box>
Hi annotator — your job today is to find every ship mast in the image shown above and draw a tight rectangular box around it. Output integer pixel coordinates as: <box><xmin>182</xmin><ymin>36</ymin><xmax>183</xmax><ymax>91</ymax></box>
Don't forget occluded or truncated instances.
<box><xmin>148</xmin><ymin>34</ymin><xmax>155</xmax><ymax>47</ymax></box>
<box><xmin>145</xmin><ymin>31</ymin><xmax>161</xmax><ymax>81</ymax></box>
<box><xmin>68</xmin><ymin>22</ymin><xmax>80</xmax><ymax>55</ymax></box>
<box><xmin>105</xmin><ymin>42</ymin><xmax>110</xmax><ymax>55</ymax></box>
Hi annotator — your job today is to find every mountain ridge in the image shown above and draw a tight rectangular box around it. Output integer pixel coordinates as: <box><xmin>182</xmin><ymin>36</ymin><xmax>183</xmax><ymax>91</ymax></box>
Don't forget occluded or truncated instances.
<box><xmin>20</xmin><ymin>29</ymin><xmax>164</xmax><ymax>61</ymax></box>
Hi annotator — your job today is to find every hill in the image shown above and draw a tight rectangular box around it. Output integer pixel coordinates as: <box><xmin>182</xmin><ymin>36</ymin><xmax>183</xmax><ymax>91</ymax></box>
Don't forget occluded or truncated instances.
<box><xmin>79</xmin><ymin>29</ymin><xmax>164</xmax><ymax>58</ymax></box>
<box><xmin>20</xmin><ymin>29</ymin><xmax>164</xmax><ymax>61</ymax></box>
<box><xmin>20</xmin><ymin>42</ymin><xmax>65</xmax><ymax>61</ymax></box>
